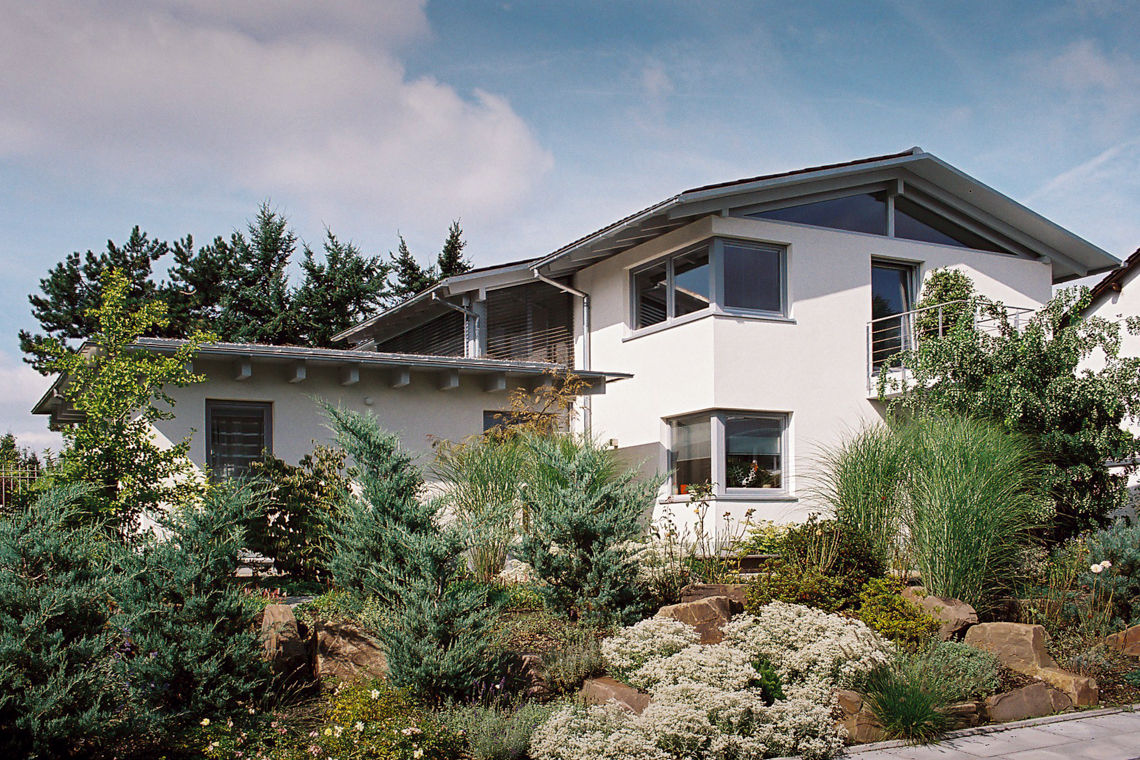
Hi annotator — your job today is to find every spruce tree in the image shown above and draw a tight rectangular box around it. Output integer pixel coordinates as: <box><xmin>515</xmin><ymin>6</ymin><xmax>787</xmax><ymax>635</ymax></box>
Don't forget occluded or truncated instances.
<box><xmin>162</xmin><ymin>234</ymin><xmax>232</xmax><ymax>336</ymax></box>
<box><xmin>387</xmin><ymin>235</ymin><xmax>439</xmax><ymax>305</ymax></box>
<box><xmin>292</xmin><ymin>231</ymin><xmax>390</xmax><ymax>347</ymax></box>
<box><xmin>436</xmin><ymin>220</ymin><xmax>472</xmax><ymax>279</ymax></box>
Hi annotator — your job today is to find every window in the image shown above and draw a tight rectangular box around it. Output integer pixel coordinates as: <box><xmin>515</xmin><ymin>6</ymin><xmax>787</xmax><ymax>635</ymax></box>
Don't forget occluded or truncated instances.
<box><xmin>750</xmin><ymin>192</ymin><xmax>888</xmax><ymax>236</ymax></box>
<box><xmin>669</xmin><ymin>411</ymin><xmax>788</xmax><ymax>496</ymax></box>
<box><xmin>870</xmin><ymin>261</ymin><xmax>915</xmax><ymax>369</ymax></box>
<box><xmin>206</xmin><ymin>400</ymin><xmax>271</xmax><ymax>480</ymax></box>
<box><xmin>893</xmin><ymin>196</ymin><xmax>1005</xmax><ymax>253</ymax></box>
<box><xmin>483</xmin><ymin>410</ymin><xmax>557</xmax><ymax>433</ymax></box>
<box><xmin>630</xmin><ymin>239</ymin><xmax>785</xmax><ymax>332</ymax></box>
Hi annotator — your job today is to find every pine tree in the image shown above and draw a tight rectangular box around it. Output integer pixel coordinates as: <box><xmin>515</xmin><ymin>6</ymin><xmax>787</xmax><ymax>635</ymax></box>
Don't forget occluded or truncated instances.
<box><xmin>292</xmin><ymin>231</ymin><xmax>390</xmax><ymax>347</ymax></box>
<box><xmin>19</xmin><ymin>227</ymin><xmax>167</xmax><ymax>371</ymax></box>
<box><xmin>162</xmin><ymin>234</ymin><xmax>232</xmax><ymax>336</ymax></box>
<box><xmin>214</xmin><ymin>202</ymin><xmax>299</xmax><ymax>344</ymax></box>
<box><xmin>436</xmin><ymin>220</ymin><xmax>472</xmax><ymax>279</ymax></box>
<box><xmin>386</xmin><ymin>235</ymin><xmax>439</xmax><ymax>305</ymax></box>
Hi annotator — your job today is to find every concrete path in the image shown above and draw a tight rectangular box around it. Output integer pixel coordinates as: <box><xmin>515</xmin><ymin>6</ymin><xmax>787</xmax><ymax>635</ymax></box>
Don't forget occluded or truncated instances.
<box><xmin>845</xmin><ymin>707</ymin><xmax>1140</xmax><ymax>760</ymax></box>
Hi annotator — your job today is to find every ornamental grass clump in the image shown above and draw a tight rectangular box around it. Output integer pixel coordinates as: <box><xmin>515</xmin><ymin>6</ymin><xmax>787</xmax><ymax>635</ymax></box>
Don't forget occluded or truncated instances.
<box><xmin>901</xmin><ymin>415</ymin><xmax>1042</xmax><ymax>614</ymax></box>
<box><xmin>862</xmin><ymin>655</ymin><xmax>956</xmax><ymax>744</ymax></box>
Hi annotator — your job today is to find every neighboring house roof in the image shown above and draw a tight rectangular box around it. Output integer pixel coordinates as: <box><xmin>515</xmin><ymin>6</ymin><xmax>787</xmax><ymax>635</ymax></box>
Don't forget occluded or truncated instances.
<box><xmin>1087</xmin><ymin>246</ymin><xmax>1140</xmax><ymax>309</ymax></box>
<box><xmin>31</xmin><ymin>337</ymin><xmax>631</xmax><ymax>427</ymax></box>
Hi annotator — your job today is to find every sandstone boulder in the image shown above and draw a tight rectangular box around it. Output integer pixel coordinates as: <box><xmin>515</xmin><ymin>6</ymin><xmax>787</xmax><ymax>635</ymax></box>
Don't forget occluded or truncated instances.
<box><xmin>580</xmin><ymin>677</ymin><xmax>650</xmax><ymax>714</ymax></box>
<box><xmin>657</xmin><ymin>595</ymin><xmax>739</xmax><ymax>644</ymax></box>
<box><xmin>312</xmin><ymin>621</ymin><xmax>388</xmax><ymax>683</ymax></box>
<box><xmin>261</xmin><ymin>604</ymin><xmax>310</xmax><ymax>682</ymax></box>
<box><xmin>679</xmin><ymin>583</ymin><xmax>748</xmax><ymax>607</ymax></box>
<box><xmin>901</xmin><ymin>586</ymin><xmax>978</xmax><ymax>639</ymax></box>
<box><xmin>943</xmin><ymin>701</ymin><xmax>981</xmax><ymax>727</ymax></box>
<box><xmin>964</xmin><ymin>622</ymin><xmax>1097</xmax><ymax>706</ymax></box>
<box><xmin>984</xmin><ymin>682</ymin><xmax>1071</xmax><ymax>723</ymax></box>
<box><xmin>834</xmin><ymin>690</ymin><xmax>886</xmax><ymax>744</ymax></box>
<box><xmin>1105</xmin><ymin>624</ymin><xmax>1140</xmax><ymax>657</ymax></box>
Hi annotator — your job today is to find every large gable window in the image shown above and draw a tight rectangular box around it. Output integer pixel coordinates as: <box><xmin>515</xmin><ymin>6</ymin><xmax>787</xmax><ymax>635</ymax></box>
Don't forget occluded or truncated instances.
<box><xmin>670</xmin><ymin>410</ymin><xmax>789</xmax><ymax>496</ymax></box>
<box><xmin>752</xmin><ymin>192</ymin><xmax>888</xmax><ymax>236</ymax></box>
<box><xmin>206</xmin><ymin>400</ymin><xmax>271</xmax><ymax>480</ymax></box>
<box><xmin>631</xmin><ymin>239</ymin><xmax>784</xmax><ymax>332</ymax></box>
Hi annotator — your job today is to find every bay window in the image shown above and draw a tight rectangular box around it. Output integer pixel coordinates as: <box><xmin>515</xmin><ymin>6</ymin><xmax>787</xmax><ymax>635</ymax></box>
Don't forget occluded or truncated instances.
<box><xmin>670</xmin><ymin>411</ymin><xmax>788</xmax><ymax>496</ymax></box>
<box><xmin>631</xmin><ymin>238</ymin><xmax>785</xmax><ymax>331</ymax></box>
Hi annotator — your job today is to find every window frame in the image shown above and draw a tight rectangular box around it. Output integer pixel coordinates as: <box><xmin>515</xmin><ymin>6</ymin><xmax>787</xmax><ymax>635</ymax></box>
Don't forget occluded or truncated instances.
<box><xmin>667</xmin><ymin>409</ymin><xmax>791</xmax><ymax>498</ymax></box>
<box><xmin>205</xmin><ymin>399</ymin><xmax>273</xmax><ymax>480</ymax></box>
<box><xmin>628</xmin><ymin>238</ymin><xmax>786</xmax><ymax>335</ymax></box>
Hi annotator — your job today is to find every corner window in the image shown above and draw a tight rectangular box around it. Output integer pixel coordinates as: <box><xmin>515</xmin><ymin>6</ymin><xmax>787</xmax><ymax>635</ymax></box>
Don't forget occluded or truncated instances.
<box><xmin>631</xmin><ymin>239</ymin><xmax>785</xmax><ymax>332</ymax></box>
<box><xmin>669</xmin><ymin>411</ymin><xmax>788</xmax><ymax>496</ymax></box>
<box><xmin>206</xmin><ymin>400</ymin><xmax>272</xmax><ymax>480</ymax></box>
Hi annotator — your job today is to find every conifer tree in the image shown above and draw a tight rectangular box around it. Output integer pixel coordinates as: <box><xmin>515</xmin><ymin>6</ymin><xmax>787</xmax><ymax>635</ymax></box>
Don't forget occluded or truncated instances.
<box><xmin>386</xmin><ymin>235</ymin><xmax>438</xmax><ymax>305</ymax></box>
<box><xmin>163</xmin><ymin>234</ymin><xmax>232</xmax><ymax>335</ymax></box>
<box><xmin>436</xmin><ymin>220</ymin><xmax>472</xmax><ymax>279</ymax></box>
<box><xmin>292</xmin><ymin>231</ymin><xmax>390</xmax><ymax>347</ymax></box>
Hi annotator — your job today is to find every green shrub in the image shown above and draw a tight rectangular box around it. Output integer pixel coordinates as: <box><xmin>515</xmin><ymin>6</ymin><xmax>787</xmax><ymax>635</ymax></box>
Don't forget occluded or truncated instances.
<box><xmin>515</xmin><ymin>434</ymin><xmax>659</xmax><ymax>627</ymax></box>
<box><xmin>750</xmin><ymin>655</ymin><xmax>785</xmax><ymax>706</ymax></box>
<box><xmin>0</xmin><ymin>486</ymin><xmax>123</xmax><ymax>758</ymax></box>
<box><xmin>1081</xmin><ymin>519</ymin><xmax>1140</xmax><ymax>629</ymax></box>
<box><xmin>247</xmin><ymin>444</ymin><xmax>347</xmax><ymax>582</ymax></box>
<box><xmin>815</xmin><ymin>424</ymin><xmax>907</xmax><ymax>568</ymax></box>
<box><xmin>541</xmin><ymin>628</ymin><xmax>605</xmax><ymax>695</ymax></box>
<box><xmin>915</xmin><ymin>641</ymin><xmax>1002</xmax><ymax>702</ymax></box>
<box><xmin>857</xmin><ymin>578</ymin><xmax>939</xmax><ymax>648</ymax></box>
<box><xmin>901</xmin><ymin>415</ymin><xmax>1042</xmax><ymax>614</ymax></box>
<box><xmin>442</xmin><ymin>700</ymin><xmax>557</xmax><ymax>760</ymax></box>
<box><xmin>745</xmin><ymin>562</ymin><xmax>849</xmax><ymax>613</ymax></box>
<box><xmin>863</xmin><ymin>659</ymin><xmax>954</xmax><ymax>744</ymax></box>
<box><xmin>113</xmin><ymin>484</ymin><xmax>275</xmax><ymax>728</ymax></box>
<box><xmin>325</xmin><ymin>406</ymin><xmax>506</xmax><ymax>702</ymax></box>
<box><xmin>1124</xmin><ymin>669</ymin><xmax>1140</xmax><ymax>688</ymax></box>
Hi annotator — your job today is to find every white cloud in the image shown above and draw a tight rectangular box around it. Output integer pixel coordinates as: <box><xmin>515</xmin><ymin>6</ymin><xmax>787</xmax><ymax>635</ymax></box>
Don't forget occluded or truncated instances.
<box><xmin>0</xmin><ymin>0</ymin><xmax>553</xmax><ymax>237</ymax></box>
<box><xmin>0</xmin><ymin>352</ymin><xmax>61</xmax><ymax>454</ymax></box>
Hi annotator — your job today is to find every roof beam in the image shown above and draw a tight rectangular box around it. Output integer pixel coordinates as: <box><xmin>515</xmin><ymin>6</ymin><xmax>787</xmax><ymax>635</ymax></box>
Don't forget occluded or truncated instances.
<box><xmin>235</xmin><ymin>358</ymin><xmax>252</xmax><ymax>381</ymax></box>
<box><xmin>390</xmin><ymin>367</ymin><xmax>411</xmax><ymax>389</ymax></box>
<box><xmin>484</xmin><ymin>372</ymin><xmax>508</xmax><ymax>393</ymax></box>
<box><xmin>438</xmin><ymin>369</ymin><xmax>460</xmax><ymax>391</ymax></box>
<box><xmin>289</xmin><ymin>361</ymin><xmax>307</xmax><ymax>384</ymax></box>
<box><xmin>340</xmin><ymin>364</ymin><xmax>360</xmax><ymax>386</ymax></box>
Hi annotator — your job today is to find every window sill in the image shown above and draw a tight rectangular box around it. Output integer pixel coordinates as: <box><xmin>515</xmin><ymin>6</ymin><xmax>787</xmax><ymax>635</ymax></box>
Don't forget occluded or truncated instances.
<box><xmin>623</xmin><ymin>309</ymin><xmax>795</xmax><ymax>342</ymax></box>
<box><xmin>659</xmin><ymin>492</ymin><xmax>798</xmax><ymax>504</ymax></box>
<box><xmin>623</xmin><ymin>309</ymin><xmax>713</xmax><ymax>342</ymax></box>
<box><xmin>714</xmin><ymin>310</ymin><xmax>796</xmax><ymax>325</ymax></box>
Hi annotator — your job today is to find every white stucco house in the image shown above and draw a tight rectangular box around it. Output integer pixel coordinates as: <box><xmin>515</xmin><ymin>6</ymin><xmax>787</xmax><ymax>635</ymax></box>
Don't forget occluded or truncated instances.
<box><xmin>33</xmin><ymin>148</ymin><xmax>1122</xmax><ymax>535</ymax></box>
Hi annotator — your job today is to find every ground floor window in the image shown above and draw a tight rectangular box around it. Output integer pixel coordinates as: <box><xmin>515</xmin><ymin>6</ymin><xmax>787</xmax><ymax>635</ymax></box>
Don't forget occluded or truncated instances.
<box><xmin>206</xmin><ymin>400</ymin><xmax>272</xmax><ymax>479</ymax></box>
<box><xmin>669</xmin><ymin>410</ymin><xmax>788</xmax><ymax>496</ymax></box>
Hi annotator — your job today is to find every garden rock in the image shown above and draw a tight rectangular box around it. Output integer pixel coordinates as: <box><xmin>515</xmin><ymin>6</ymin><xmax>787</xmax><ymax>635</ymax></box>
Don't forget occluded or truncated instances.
<box><xmin>1105</xmin><ymin>623</ymin><xmax>1140</xmax><ymax>657</ymax></box>
<box><xmin>312</xmin><ymin>621</ymin><xmax>388</xmax><ymax>683</ymax></box>
<box><xmin>983</xmin><ymin>682</ymin><xmax>1071</xmax><ymax>723</ymax></box>
<box><xmin>943</xmin><ymin>701</ymin><xmax>981</xmax><ymax>727</ymax></box>
<box><xmin>679</xmin><ymin>583</ymin><xmax>748</xmax><ymax>607</ymax></box>
<box><xmin>580</xmin><ymin>676</ymin><xmax>650</xmax><ymax>714</ymax></box>
<box><xmin>964</xmin><ymin>622</ymin><xmax>1098</xmax><ymax>706</ymax></box>
<box><xmin>261</xmin><ymin>604</ymin><xmax>310</xmax><ymax>682</ymax></box>
<box><xmin>656</xmin><ymin>595</ymin><xmax>739</xmax><ymax>644</ymax></box>
<box><xmin>835</xmin><ymin>689</ymin><xmax>886</xmax><ymax>744</ymax></box>
<box><xmin>901</xmin><ymin>586</ymin><xmax>978</xmax><ymax>639</ymax></box>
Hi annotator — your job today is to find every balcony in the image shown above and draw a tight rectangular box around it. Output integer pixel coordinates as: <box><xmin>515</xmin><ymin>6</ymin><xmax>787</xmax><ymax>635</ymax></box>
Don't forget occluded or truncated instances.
<box><xmin>866</xmin><ymin>299</ymin><xmax>1036</xmax><ymax>397</ymax></box>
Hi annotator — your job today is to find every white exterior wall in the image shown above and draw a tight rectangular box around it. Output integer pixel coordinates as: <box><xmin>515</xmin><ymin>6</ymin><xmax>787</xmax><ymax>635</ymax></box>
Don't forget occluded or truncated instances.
<box><xmin>578</xmin><ymin>214</ymin><xmax>1054</xmax><ymax>535</ymax></box>
<box><xmin>155</xmin><ymin>359</ymin><xmax>527</xmax><ymax>476</ymax></box>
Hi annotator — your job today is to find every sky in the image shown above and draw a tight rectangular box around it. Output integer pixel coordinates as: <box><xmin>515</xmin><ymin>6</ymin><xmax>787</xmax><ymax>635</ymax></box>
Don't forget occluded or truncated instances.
<box><xmin>2</xmin><ymin>0</ymin><xmax>1139</xmax><ymax>451</ymax></box>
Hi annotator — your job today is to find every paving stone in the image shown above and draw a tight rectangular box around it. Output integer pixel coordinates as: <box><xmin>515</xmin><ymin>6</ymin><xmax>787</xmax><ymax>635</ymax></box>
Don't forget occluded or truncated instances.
<box><xmin>1079</xmin><ymin>713</ymin><xmax>1140</xmax><ymax>732</ymax></box>
<box><xmin>939</xmin><ymin>727</ymin><xmax>1074</xmax><ymax>758</ymax></box>
<box><xmin>1070</xmin><ymin>737</ymin><xmax>1140</xmax><ymax>760</ymax></box>
<box><xmin>998</xmin><ymin>749</ymin><xmax>1082</xmax><ymax>760</ymax></box>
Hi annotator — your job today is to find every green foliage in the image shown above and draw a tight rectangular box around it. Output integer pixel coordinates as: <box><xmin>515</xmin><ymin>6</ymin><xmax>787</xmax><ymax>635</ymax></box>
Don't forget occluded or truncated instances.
<box><xmin>0</xmin><ymin>487</ymin><xmax>123</xmax><ymax>758</ymax></box>
<box><xmin>291</xmin><ymin>231</ymin><xmax>390</xmax><ymax>347</ymax></box>
<box><xmin>857</xmin><ymin>578</ymin><xmax>940</xmax><ymax>648</ymax></box>
<box><xmin>1080</xmin><ymin>519</ymin><xmax>1140</xmax><ymax>629</ymax></box>
<box><xmin>437</xmin><ymin>220</ymin><xmax>472</xmax><ymax>279</ymax></box>
<box><xmin>882</xmin><ymin>273</ymin><xmax>1140</xmax><ymax>539</ymax></box>
<box><xmin>515</xmin><ymin>434</ymin><xmax>659</xmax><ymax>626</ymax></box>
<box><xmin>247</xmin><ymin>445</ymin><xmax>347</xmax><ymax>582</ymax></box>
<box><xmin>540</xmin><ymin>628</ymin><xmax>605</xmax><ymax>695</ymax></box>
<box><xmin>1124</xmin><ymin>669</ymin><xmax>1140</xmax><ymax>688</ymax></box>
<box><xmin>745</xmin><ymin>562</ymin><xmax>850</xmax><ymax>614</ymax></box>
<box><xmin>387</xmin><ymin>234</ymin><xmax>440</xmax><ymax>304</ymax></box>
<box><xmin>863</xmin><ymin>658</ymin><xmax>954</xmax><ymax>744</ymax></box>
<box><xmin>814</xmin><ymin>424</ymin><xmax>906</xmax><ymax>568</ymax></box>
<box><xmin>750</xmin><ymin>655</ymin><xmax>785</xmax><ymax>706</ymax></box>
<box><xmin>433</xmin><ymin>432</ymin><xmax>527</xmax><ymax>584</ymax></box>
<box><xmin>33</xmin><ymin>269</ymin><xmax>210</xmax><ymax>532</ymax></box>
<box><xmin>442</xmin><ymin>699</ymin><xmax>557</xmax><ymax>760</ymax></box>
<box><xmin>914</xmin><ymin>641</ymin><xmax>1003</xmax><ymax>703</ymax></box>
<box><xmin>113</xmin><ymin>484</ymin><xmax>275</xmax><ymax>728</ymax></box>
<box><xmin>913</xmin><ymin>267</ymin><xmax>975</xmax><ymax>337</ymax></box>
<box><xmin>902</xmin><ymin>415</ymin><xmax>1042</xmax><ymax>613</ymax></box>
<box><xmin>325</xmin><ymin>406</ymin><xmax>506</xmax><ymax>702</ymax></box>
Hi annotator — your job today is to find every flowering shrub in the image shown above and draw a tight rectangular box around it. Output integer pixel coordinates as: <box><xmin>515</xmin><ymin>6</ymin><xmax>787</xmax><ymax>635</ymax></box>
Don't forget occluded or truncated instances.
<box><xmin>529</xmin><ymin>703</ymin><xmax>668</xmax><ymax>760</ymax></box>
<box><xmin>628</xmin><ymin>643</ymin><xmax>757</xmax><ymax>691</ymax></box>
<box><xmin>1082</xmin><ymin>520</ymin><xmax>1140</xmax><ymax>628</ymax></box>
<box><xmin>600</xmin><ymin>617</ymin><xmax>700</xmax><ymax>680</ymax></box>
<box><xmin>724</xmin><ymin>602</ymin><xmax>893</xmax><ymax>699</ymax></box>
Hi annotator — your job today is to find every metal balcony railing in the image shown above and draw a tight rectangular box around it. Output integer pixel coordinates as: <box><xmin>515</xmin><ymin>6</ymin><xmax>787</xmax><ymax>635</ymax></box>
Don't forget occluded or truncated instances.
<box><xmin>866</xmin><ymin>299</ymin><xmax>1036</xmax><ymax>393</ymax></box>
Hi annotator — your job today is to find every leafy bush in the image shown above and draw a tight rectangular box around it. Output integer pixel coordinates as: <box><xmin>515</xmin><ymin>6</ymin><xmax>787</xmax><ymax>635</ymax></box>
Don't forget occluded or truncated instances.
<box><xmin>516</xmin><ymin>434</ymin><xmax>659</xmax><ymax>626</ymax></box>
<box><xmin>745</xmin><ymin>563</ymin><xmax>849</xmax><ymax>613</ymax></box>
<box><xmin>113</xmin><ymin>484</ymin><xmax>275</xmax><ymax>728</ymax></box>
<box><xmin>0</xmin><ymin>486</ymin><xmax>123</xmax><ymax>758</ymax></box>
<box><xmin>914</xmin><ymin>641</ymin><xmax>1002</xmax><ymax>702</ymax></box>
<box><xmin>857</xmin><ymin>578</ymin><xmax>940</xmax><ymax>648</ymax></box>
<box><xmin>862</xmin><ymin>659</ymin><xmax>953</xmax><ymax>744</ymax></box>
<box><xmin>325</xmin><ymin>406</ymin><xmax>506</xmax><ymax>702</ymax></box>
<box><xmin>901</xmin><ymin>415</ymin><xmax>1042</xmax><ymax>614</ymax></box>
<box><xmin>443</xmin><ymin>700</ymin><xmax>557</xmax><ymax>760</ymax></box>
<box><xmin>1081</xmin><ymin>519</ymin><xmax>1140</xmax><ymax>629</ymax></box>
<box><xmin>246</xmin><ymin>445</ymin><xmax>347</xmax><ymax>582</ymax></box>
<box><xmin>814</xmin><ymin>424</ymin><xmax>906</xmax><ymax>568</ymax></box>
<box><xmin>541</xmin><ymin>628</ymin><xmax>605</xmax><ymax>695</ymax></box>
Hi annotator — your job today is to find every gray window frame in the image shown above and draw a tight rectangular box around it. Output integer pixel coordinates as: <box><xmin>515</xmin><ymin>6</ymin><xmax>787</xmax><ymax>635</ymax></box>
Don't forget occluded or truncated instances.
<box><xmin>667</xmin><ymin>409</ymin><xmax>790</xmax><ymax>497</ymax></box>
<box><xmin>205</xmin><ymin>399</ymin><xmax>273</xmax><ymax>480</ymax></box>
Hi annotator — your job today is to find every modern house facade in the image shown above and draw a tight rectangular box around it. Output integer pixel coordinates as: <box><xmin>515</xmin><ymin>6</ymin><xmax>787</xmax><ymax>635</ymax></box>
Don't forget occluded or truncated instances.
<box><xmin>33</xmin><ymin>148</ymin><xmax>1121</xmax><ymax>535</ymax></box>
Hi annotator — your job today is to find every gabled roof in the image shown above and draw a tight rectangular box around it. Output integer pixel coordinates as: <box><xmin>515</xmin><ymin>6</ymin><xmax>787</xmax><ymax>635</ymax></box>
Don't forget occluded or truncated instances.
<box><xmin>1087</xmin><ymin>246</ymin><xmax>1140</xmax><ymax>308</ymax></box>
<box><xmin>532</xmin><ymin>147</ymin><xmax>1119</xmax><ymax>283</ymax></box>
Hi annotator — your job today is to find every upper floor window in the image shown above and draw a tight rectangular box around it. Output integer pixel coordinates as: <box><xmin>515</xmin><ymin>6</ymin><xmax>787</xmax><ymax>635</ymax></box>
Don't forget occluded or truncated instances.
<box><xmin>753</xmin><ymin>192</ymin><xmax>888</xmax><ymax>236</ymax></box>
<box><xmin>631</xmin><ymin>239</ymin><xmax>784</xmax><ymax>331</ymax></box>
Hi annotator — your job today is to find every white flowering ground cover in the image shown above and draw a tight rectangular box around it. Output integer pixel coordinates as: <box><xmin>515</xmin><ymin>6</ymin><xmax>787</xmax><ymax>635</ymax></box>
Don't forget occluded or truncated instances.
<box><xmin>530</xmin><ymin>602</ymin><xmax>895</xmax><ymax>760</ymax></box>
